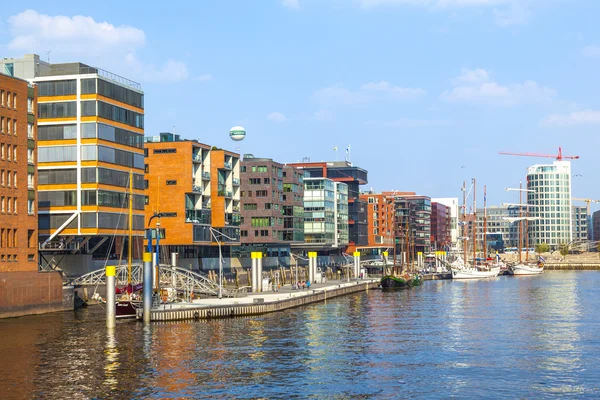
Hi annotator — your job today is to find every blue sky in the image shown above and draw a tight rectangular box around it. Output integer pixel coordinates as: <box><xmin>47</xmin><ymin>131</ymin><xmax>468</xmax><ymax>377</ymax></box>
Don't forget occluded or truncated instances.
<box><xmin>1</xmin><ymin>0</ymin><xmax>599</xmax><ymax>208</ymax></box>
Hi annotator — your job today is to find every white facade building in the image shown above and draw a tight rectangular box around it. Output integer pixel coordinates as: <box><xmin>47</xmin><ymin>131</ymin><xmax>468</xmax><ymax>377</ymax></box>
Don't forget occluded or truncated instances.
<box><xmin>526</xmin><ymin>161</ymin><xmax>572</xmax><ymax>248</ymax></box>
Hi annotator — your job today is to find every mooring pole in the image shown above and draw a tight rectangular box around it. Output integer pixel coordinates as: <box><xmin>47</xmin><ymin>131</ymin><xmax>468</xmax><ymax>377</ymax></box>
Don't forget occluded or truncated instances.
<box><xmin>143</xmin><ymin>252</ymin><xmax>153</xmax><ymax>324</ymax></box>
<box><xmin>106</xmin><ymin>265</ymin><xmax>116</xmax><ymax>329</ymax></box>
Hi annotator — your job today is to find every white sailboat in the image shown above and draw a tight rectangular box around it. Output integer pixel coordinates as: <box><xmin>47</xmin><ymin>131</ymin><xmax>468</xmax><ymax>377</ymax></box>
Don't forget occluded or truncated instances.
<box><xmin>451</xmin><ymin>179</ymin><xmax>500</xmax><ymax>280</ymax></box>
<box><xmin>504</xmin><ymin>181</ymin><xmax>544</xmax><ymax>276</ymax></box>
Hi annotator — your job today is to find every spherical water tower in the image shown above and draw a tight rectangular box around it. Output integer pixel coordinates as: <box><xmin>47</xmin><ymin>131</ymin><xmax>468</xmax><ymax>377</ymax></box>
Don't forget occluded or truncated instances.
<box><xmin>229</xmin><ymin>126</ymin><xmax>246</xmax><ymax>142</ymax></box>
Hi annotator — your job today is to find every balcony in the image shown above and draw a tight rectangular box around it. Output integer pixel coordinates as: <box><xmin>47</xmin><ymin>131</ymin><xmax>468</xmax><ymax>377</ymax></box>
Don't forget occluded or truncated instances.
<box><xmin>28</xmin><ymin>182</ymin><xmax>34</xmax><ymax>190</ymax></box>
<box><xmin>192</xmin><ymin>153</ymin><xmax>202</xmax><ymax>163</ymax></box>
<box><xmin>225</xmin><ymin>213</ymin><xmax>241</xmax><ymax>226</ymax></box>
<box><xmin>202</xmin><ymin>172</ymin><xmax>210</xmax><ymax>180</ymax></box>
<box><xmin>202</xmin><ymin>202</ymin><xmax>211</xmax><ymax>209</ymax></box>
<box><xmin>232</xmin><ymin>177</ymin><xmax>240</xmax><ymax>186</ymax></box>
<box><xmin>232</xmin><ymin>205</ymin><xmax>240</xmax><ymax>213</ymax></box>
<box><xmin>185</xmin><ymin>209</ymin><xmax>211</xmax><ymax>225</ymax></box>
<box><xmin>28</xmin><ymin>157</ymin><xmax>35</xmax><ymax>165</ymax></box>
<box><xmin>224</xmin><ymin>162</ymin><xmax>232</xmax><ymax>169</ymax></box>
<box><xmin>192</xmin><ymin>185</ymin><xmax>202</xmax><ymax>193</ymax></box>
<box><xmin>218</xmin><ymin>190</ymin><xmax>233</xmax><ymax>198</ymax></box>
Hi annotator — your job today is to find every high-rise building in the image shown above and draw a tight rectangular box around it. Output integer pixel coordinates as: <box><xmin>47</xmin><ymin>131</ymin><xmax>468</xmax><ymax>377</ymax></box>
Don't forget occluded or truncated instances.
<box><xmin>388</xmin><ymin>194</ymin><xmax>431</xmax><ymax>256</ymax></box>
<box><xmin>527</xmin><ymin>161</ymin><xmax>572</xmax><ymax>249</ymax></box>
<box><xmin>0</xmin><ymin>72</ymin><xmax>63</xmax><ymax>318</ymax></box>
<box><xmin>143</xmin><ymin>133</ymin><xmax>241</xmax><ymax>270</ymax></box>
<box><xmin>0</xmin><ymin>54</ymin><xmax>145</xmax><ymax>273</ymax></box>
<box><xmin>238</xmin><ymin>155</ymin><xmax>304</xmax><ymax>255</ymax></box>
<box><xmin>302</xmin><ymin>177</ymin><xmax>348</xmax><ymax>249</ymax></box>
<box><xmin>288</xmin><ymin>161</ymin><xmax>368</xmax><ymax>247</ymax></box>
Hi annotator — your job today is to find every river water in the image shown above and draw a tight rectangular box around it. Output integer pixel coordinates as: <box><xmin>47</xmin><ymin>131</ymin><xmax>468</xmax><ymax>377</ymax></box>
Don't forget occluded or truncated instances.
<box><xmin>1</xmin><ymin>271</ymin><xmax>599</xmax><ymax>399</ymax></box>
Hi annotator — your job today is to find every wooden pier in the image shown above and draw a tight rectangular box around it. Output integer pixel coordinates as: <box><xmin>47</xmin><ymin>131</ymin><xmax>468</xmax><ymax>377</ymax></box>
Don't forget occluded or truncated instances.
<box><xmin>137</xmin><ymin>279</ymin><xmax>380</xmax><ymax>322</ymax></box>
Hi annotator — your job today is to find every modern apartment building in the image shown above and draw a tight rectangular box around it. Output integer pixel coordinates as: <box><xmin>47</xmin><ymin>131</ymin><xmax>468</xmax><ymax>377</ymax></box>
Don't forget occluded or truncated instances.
<box><xmin>358</xmin><ymin>192</ymin><xmax>395</xmax><ymax>251</ymax></box>
<box><xmin>571</xmin><ymin>205</ymin><xmax>588</xmax><ymax>243</ymax></box>
<box><xmin>288</xmin><ymin>161</ymin><xmax>368</xmax><ymax>247</ymax></box>
<box><xmin>302</xmin><ymin>177</ymin><xmax>348</xmax><ymax>249</ymax></box>
<box><xmin>0</xmin><ymin>72</ymin><xmax>64</xmax><ymax>318</ymax></box>
<box><xmin>431</xmin><ymin>202</ymin><xmax>451</xmax><ymax>251</ymax></box>
<box><xmin>0</xmin><ymin>54</ymin><xmax>145</xmax><ymax>272</ymax></box>
<box><xmin>527</xmin><ymin>161</ymin><xmax>572</xmax><ymax>249</ymax></box>
<box><xmin>593</xmin><ymin>210</ymin><xmax>600</xmax><ymax>242</ymax></box>
<box><xmin>471</xmin><ymin>205</ymin><xmax>522</xmax><ymax>253</ymax></box>
<box><xmin>143</xmin><ymin>133</ymin><xmax>241</xmax><ymax>267</ymax></box>
<box><xmin>431</xmin><ymin>197</ymin><xmax>459</xmax><ymax>250</ymax></box>
<box><xmin>238</xmin><ymin>155</ymin><xmax>304</xmax><ymax>256</ymax></box>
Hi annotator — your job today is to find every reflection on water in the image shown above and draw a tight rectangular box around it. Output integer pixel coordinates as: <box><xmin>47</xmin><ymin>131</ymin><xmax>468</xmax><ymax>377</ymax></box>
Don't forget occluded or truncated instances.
<box><xmin>1</xmin><ymin>271</ymin><xmax>600</xmax><ymax>398</ymax></box>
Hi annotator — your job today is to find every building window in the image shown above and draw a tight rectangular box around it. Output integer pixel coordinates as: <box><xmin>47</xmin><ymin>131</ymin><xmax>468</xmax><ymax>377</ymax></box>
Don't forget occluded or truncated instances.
<box><xmin>153</xmin><ymin>148</ymin><xmax>176</xmax><ymax>154</ymax></box>
<box><xmin>12</xmin><ymin>146</ymin><xmax>16</xmax><ymax>162</ymax></box>
<box><xmin>166</xmin><ymin>180</ymin><xmax>177</xmax><ymax>185</ymax></box>
<box><xmin>27</xmin><ymin>199</ymin><xmax>35</xmax><ymax>215</ymax></box>
<box><xmin>1</xmin><ymin>117</ymin><xmax>4</xmax><ymax>133</ymax></box>
<box><xmin>13</xmin><ymin>120</ymin><xmax>17</xmax><ymax>136</ymax></box>
<box><xmin>241</xmin><ymin>230</ymin><xmax>248</xmax><ymax>237</ymax></box>
<box><xmin>13</xmin><ymin>172</ymin><xmax>17</xmax><ymax>187</ymax></box>
<box><xmin>144</xmin><ymin>180</ymin><xmax>149</xmax><ymax>189</ymax></box>
<box><xmin>256</xmin><ymin>190</ymin><xmax>268</xmax><ymax>197</ymax></box>
<box><xmin>249</xmin><ymin>178</ymin><xmax>260</xmax><ymax>185</ymax></box>
<box><xmin>28</xmin><ymin>254</ymin><xmax>35</xmax><ymax>262</ymax></box>
<box><xmin>145</xmin><ymin>164</ymin><xmax>149</xmax><ymax>173</ymax></box>
<box><xmin>13</xmin><ymin>94</ymin><xmax>16</xmax><ymax>109</ymax></box>
<box><xmin>7</xmin><ymin>118</ymin><xmax>11</xmax><ymax>134</ymax></box>
<box><xmin>243</xmin><ymin>203</ymin><xmax>257</xmax><ymax>211</ymax></box>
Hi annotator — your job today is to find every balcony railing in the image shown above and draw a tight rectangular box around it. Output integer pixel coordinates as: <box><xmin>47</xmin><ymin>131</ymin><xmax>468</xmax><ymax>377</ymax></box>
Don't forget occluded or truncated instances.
<box><xmin>232</xmin><ymin>177</ymin><xmax>240</xmax><ymax>186</ymax></box>
<box><xmin>28</xmin><ymin>157</ymin><xmax>35</xmax><ymax>165</ymax></box>
<box><xmin>202</xmin><ymin>202</ymin><xmax>211</xmax><ymax>209</ymax></box>
<box><xmin>202</xmin><ymin>172</ymin><xmax>210</xmax><ymax>180</ymax></box>
<box><xmin>192</xmin><ymin>153</ymin><xmax>202</xmax><ymax>163</ymax></box>
<box><xmin>232</xmin><ymin>206</ymin><xmax>240</xmax><ymax>212</ymax></box>
<box><xmin>192</xmin><ymin>185</ymin><xmax>202</xmax><ymax>193</ymax></box>
<box><xmin>224</xmin><ymin>162</ymin><xmax>232</xmax><ymax>169</ymax></box>
<box><xmin>225</xmin><ymin>213</ymin><xmax>241</xmax><ymax>226</ymax></box>
<box><xmin>28</xmin><ymin>182</ymin><xmax>34</xmax><ymax>190</ymax></box>
<box><xmin>218</xmin><ymin>190</ymin><xmax>233</xmax><ymax>198</ymax></box>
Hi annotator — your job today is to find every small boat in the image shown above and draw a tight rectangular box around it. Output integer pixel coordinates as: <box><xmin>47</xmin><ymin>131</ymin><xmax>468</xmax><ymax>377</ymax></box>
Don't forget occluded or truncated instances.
<box><xmin>116</xmin><ymin>299</ymin><xmax>142</xmax><ymax>318</ymax></box>
<box><xmin>380</xmin><ymin>273</ymin><xmax>422</xmax><ymax>289</ymax></box>
<box><xmin>451</xmin><ymin>266</ymin><xmax>500</xmax><ymax>280</ymax></box>
<box><xmin>511</xmin><ymin>261</ymin><xmax>544</xmax><ymax>276</ymax></box>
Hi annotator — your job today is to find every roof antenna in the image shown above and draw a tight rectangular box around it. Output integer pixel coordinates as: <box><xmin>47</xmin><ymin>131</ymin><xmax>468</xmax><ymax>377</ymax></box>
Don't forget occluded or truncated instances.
<box><xmin>46</xmin><ymin>50</ymin><xmax>51</xmax><ymax>63</ymax></box>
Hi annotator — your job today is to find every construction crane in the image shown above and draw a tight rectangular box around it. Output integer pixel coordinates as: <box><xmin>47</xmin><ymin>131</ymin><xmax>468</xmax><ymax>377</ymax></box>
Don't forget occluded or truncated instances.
<box><xmin>499</xmin><ymin>146</ymin><xmax>579</xmax><ymax>161</ymax></box>
<box><xmin>572</xmin><ymin>198</ymin><xmax>600</xmax><ymax>215</ymax></box>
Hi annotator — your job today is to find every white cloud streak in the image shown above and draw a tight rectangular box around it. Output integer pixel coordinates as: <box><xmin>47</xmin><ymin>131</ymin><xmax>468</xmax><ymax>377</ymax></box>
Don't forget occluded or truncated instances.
<box><xmin>313</xmin><ymin>81</ymin><xmax>426</xmax><ymax>105</ymax></box>
<box><xmin>440</xmin><ymin>68</ymin><xmax>555</xmax><ymax>106</ymax></box>
<box><xmin>267</xmin><ymin>112</ymin><xmax>288</xmax><ymax>122</ymax></box>
<box><xmin>541</xmin><ymin>110</ymin><xmax>600</xmax><ymax>127</ymax></box>
<box><xmin>582</xmin><ymin>45</ymin><xmax>600</xmax><ymax>57</ymax></box>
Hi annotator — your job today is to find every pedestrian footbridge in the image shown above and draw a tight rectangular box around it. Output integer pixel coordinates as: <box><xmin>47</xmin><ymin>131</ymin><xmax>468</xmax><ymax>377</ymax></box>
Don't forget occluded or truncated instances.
<box><xmin>70</xmin><ymin>264</ymin><xmax>238</xmax><ymax>298</ymax></box>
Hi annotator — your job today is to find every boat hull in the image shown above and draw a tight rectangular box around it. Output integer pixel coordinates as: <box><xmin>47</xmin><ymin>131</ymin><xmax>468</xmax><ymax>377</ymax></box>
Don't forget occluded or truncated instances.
<box><xmin>451</xmin><ymin>268</ymin><xmax>500</xmax><ymax>280</ymax></box>
<box><xmin>380</xmin><ymin>275</ymin><xmax>408</xmax><ymax>289</ymax></box>
<box><xmin>116</xmin><ymin>300</ymin><xmax>141</xmax><ymax>319</ymax></box>
<box><xmin>511</xmin><ymin>264</ymin><xmax>544</xmax><ymax>275</ymax></box>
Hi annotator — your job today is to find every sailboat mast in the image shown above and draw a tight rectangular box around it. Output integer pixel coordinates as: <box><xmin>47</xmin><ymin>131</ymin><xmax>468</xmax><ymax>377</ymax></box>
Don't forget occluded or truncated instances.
<box><xmin>128</xmin><ymin>170</ymin><xmax>133</xmax><ymax>286</ymax></box>
<box><xmin>483</xmin><ymin>185</ymin><xmax>487</xmax><ymax>260</ymax></box>
<box><xmin>473</xmin><ymin>178</ymin><xmax>476</xmax><ymax>266</ymax></box>
<box><xmin>519</xmin><ymin>181</ymin><xmax>523</xmax><ymax>264</ymax></box>
<box><xmin>462</xmin><ymin>181</ymin><xmax>467</xmax><ymax>264</ymax></box>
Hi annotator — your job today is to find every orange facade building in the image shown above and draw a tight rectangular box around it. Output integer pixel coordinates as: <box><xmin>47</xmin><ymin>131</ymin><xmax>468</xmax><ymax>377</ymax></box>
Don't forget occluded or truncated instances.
<box><xmin>144</xmin><ymin>133</ymin><xmax>240</xmax><ymax>264</ymax></box>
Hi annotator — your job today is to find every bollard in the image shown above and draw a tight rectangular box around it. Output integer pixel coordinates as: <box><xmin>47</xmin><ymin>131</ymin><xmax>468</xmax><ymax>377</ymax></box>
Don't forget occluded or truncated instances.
<box><xmin>382</xmin><ymin>251</ymin><xmax>388</xmax><ymax>277</ymax></box>
<box><xmin>252</xmin><ymin>252</ymin><xmax>263</xmax><ymax>293</ymax></box>
<box><xmin>106</xmin><ymin>265</ymin><xmax>116</xmax><ymax>329</ymax></box>
<box><xmin>143</xmin><ymin>252</ymin><xmax>153</xmax><ymax>324</ymax></box>
<box><xmin>353</xmin><ymin>251</ymin><xmax>360</xmax><ymax>280</ymax></box>
<box><xmin>308</xmin><ymin>252</ymin><xmax>317</xmax><ymax>284</ymax></box>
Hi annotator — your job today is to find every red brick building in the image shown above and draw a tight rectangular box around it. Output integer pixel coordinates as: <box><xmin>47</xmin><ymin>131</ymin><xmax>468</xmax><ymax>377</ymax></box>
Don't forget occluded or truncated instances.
<box><xmin>0</xmin><ymin>73</ymin><xmax>64</xmax><ymax>318</ymax></box>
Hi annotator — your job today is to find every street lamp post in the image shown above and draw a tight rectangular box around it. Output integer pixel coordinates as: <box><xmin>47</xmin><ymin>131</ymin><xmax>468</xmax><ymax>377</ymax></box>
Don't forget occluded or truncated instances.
<box><xmin>209</xmin><ymin>227</ymin><xmax>237</xmax><ymax>299</ymax></box>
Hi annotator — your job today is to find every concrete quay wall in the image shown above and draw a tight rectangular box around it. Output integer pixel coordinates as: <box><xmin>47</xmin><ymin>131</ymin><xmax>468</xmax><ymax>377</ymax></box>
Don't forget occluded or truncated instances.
<box><xmin>141</xmin><ymin>280</ymin><xmax>380</xmax><ymax>322</ymax></box>
<box><xmin>544</xmin><ymin>263</ymin><xmax>600</xmax><ymax>271</ymax></box>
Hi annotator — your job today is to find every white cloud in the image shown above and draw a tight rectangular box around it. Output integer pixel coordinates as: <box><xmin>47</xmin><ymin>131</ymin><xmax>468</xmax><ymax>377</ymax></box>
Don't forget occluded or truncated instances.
<box><xmin>313</xmin><ymin>81</ymin><xmax>426</xmax><ymax>105</ymax></box>
<box><xmin>359</xmin><ymin>0</ymin><xmax>510</xmax><ymax>7</ymax></box>
<box><xmin>541</xmin><ymin>110</ymin><xmax>600</xmax><ymax>127</ymax></box>
<box><xmin>193</xmin><ymin>74</ymin><xmax>213</xmax><ymax>81</ymax></box>
<box><xmin>124</xmin><ymin>54</ymin><xmax>189</xmax><ymax>83</ymax></box>
<box><xmin>313</xmin><ymin>109</ymin><xmax>334</xmax><ymax>121</ymax></box>
<box><xmin>8</xmin><ymin>10</ymin><xmax>145</xmax><ymax>54</ymax></box>
<box><xmin>267</xmin><ymin>112</ymin><xmax>288</xmax><ymax>122</ymax></box>
<box><xmin>6</xmin><ymin>10</ymin><xmax>195</xmax><ymax>83</ymax></box>
<box><xmin>282</xmin><ymin>0</ymin><xmax>301</xmax><ymax>9</ymax></box>
<box><xmin>582</xmin><ymin>45</ymin><xmax>600</xmax><ymax>58</ymax></box>
<box><xmin>379</xmin><ymin>118</ymin><xmax>453</xmax><ymax>128</ymax></box>
<box><xmin>494</xmin><ymin>2</ymin><xmax>529</xmax><ymax>26</ymax></box>
<box><xmin>440</xmin><ymin>68</ymin><xmax>555</xmax><ymax>106</ymax></box>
